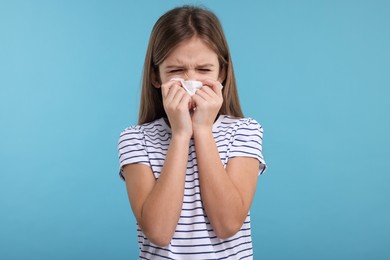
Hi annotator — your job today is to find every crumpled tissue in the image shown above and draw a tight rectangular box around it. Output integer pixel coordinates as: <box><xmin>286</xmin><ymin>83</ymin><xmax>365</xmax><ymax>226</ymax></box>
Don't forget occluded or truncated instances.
<box><xmin>170</xmin><ymin>78</ymin><xmax>223</xmax><ymax>96</ymax></box>
<box><xmin>170</xmin><ymin>78</ymin><xmax>202</xmax><ymax>96</ymax></box>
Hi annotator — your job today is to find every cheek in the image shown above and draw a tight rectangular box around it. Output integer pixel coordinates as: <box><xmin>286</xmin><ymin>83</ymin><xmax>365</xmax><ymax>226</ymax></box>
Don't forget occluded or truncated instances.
<box><xmin>159</xmin><ymin>73</ymin><xmax>173</xmax><ymax>84</ymax></box>
<box><xmin>160</xmin><ymin>73</ymin><xmax>186</xmax><ymax>84</ymax></box>
<box><xmin>196</xmin><ymin>71</ymin><xmax>220</xmax><ymax>82</ymax></box>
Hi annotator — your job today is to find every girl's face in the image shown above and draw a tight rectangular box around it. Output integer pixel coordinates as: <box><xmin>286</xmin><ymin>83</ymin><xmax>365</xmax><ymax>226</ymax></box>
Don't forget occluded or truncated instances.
<box><xmin>158</xmin><ymin>36</ymin><xmax>224</xmax><ymax>84</ymax></box>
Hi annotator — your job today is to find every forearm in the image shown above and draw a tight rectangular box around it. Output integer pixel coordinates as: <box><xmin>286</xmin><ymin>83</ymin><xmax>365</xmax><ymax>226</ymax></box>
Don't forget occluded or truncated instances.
<box><xmin>141</xmin><ymin>135</ymin><xmax>189</xmax><ymax>245</ymax></box>
<box><xmin>194</xmin><ymin>129</ymin><xmax>246</xmax><ymax>238</ymax></box>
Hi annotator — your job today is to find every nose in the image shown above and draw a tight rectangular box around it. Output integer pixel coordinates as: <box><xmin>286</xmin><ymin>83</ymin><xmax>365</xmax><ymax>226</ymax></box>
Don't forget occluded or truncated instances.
<box><xmin>183</xmin><ymin>69</ymin><xmax>197</xmax><ymax>81</ymax></box>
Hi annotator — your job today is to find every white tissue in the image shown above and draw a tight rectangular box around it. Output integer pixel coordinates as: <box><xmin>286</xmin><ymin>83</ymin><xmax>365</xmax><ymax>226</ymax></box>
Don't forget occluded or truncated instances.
<box><xmin>170</xmin><ymin>78</ymin><xmax>224</xmax><ymax>96</ymax></box>
<box><xmin>170</xmin><ymin>78</ymin><xmax>203</xmax><ymax>96</ymax></box>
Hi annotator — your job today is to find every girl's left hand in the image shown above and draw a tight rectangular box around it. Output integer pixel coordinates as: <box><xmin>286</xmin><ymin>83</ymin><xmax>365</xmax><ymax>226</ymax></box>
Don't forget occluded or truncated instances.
<box><xmin>191</xmin><ymin>79</ymin><xmax>223</xmax><ymax>133</ymax></box>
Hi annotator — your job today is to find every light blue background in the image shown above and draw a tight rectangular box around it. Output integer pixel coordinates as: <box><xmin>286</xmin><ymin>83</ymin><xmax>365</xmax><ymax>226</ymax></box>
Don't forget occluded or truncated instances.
<box><xmin>1</xmin><ymin>0</ymin><xmax>389</xmax><ymax>259</ymax></box>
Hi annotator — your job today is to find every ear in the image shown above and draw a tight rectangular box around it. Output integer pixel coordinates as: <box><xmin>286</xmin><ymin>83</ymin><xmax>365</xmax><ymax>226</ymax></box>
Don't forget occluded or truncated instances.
<box><xmin>151</xmin><ymin>65</ymin><xmax>161</xmax><ymax>88</ymax></box>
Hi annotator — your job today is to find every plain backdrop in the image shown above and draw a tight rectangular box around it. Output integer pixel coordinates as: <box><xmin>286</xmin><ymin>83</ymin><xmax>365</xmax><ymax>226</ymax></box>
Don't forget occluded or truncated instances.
<box><xmin>1</xmin><ymin>0</ymin><xmax>389</xmax><ymax>259</ymax></box>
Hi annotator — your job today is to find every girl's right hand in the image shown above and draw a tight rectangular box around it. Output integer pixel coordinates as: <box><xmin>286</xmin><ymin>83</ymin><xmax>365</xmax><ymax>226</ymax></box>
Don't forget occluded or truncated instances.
<box><xmin>161</xmin><ymin>80</ymin><xmax>193</xmax><ymax>139</ymax></box>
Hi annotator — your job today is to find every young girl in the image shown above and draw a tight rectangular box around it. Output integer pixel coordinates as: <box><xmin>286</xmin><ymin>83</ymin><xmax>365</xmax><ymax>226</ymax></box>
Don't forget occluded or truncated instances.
<box><xmin>118</xmin><ymin>6</ymin><xmax>266</xmax><ymax>259</ymax></box>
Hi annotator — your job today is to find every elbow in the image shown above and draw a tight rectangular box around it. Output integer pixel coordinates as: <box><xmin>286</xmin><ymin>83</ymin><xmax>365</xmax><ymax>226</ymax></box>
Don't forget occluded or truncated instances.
<box><xmin>148</xmin><ymin>235</ymin><xmax>172</xmax><ymax>247</ymax></box>
<box><xmin>138</xmin><ymin>213</ymin><xmax>177</xmax><ymax>247</ymax></box>
<box><xmin>214</xmin><ymin>220</ymin><xmax>243</xmax><ymax>240</ymax></box>
<box><xmin>141</xmin><ymin>226</ymin><xmax>173</xmax><ymax>247</ymax></box>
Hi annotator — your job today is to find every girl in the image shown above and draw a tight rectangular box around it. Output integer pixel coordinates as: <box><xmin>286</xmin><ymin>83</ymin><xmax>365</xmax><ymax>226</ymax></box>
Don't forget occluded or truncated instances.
<box><xmin>118</xmin><ymin>6</ymin><xmax>266</xmax><ymax>259</ymax></box>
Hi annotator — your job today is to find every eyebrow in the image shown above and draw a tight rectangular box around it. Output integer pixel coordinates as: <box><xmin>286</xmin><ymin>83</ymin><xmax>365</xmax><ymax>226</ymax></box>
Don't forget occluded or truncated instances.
<box><xmin>165</xmin><ymin>63</ymin><xmax>215</xmax><ymax>68</ymax></box>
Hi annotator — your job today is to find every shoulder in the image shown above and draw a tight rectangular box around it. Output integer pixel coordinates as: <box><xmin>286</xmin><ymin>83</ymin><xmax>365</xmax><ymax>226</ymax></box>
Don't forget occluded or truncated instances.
<box><xmin>217</xmin><ymin>115</ymin><xmax>263</xmax><ymax>133</ymax></box>
<box><xmin>119</xmin><ymin>124</ymin><xmax>142</xmax><ymax>138</ymax></box>
<box><xmin>119</xmin><ymin>118</ymin><xmax>168</xmax><ymax>141</ymax></box>
<box><xmin>118</xmin><ymin>124</ymin><xmax>144</xmax><ymax>146</ymax></box>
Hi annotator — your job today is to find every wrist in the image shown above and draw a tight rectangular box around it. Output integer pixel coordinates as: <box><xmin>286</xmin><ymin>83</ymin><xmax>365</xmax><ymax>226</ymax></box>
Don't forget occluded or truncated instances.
<box><xmin>193</xmin><ymin>126</ymin><xmax>213</xmax><ymax>137</ymax></box>
<box><xmin>171</xmin><ymin>132</ymin><xmax>192</xmax><ymax>143</ymax></box>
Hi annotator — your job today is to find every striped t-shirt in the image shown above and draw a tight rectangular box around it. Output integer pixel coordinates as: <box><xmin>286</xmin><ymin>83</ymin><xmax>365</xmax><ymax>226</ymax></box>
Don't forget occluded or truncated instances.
<box><xmin>118</xmin><ymin>115</ymin><xmax>266</xmax><ymax>259</ymax></box>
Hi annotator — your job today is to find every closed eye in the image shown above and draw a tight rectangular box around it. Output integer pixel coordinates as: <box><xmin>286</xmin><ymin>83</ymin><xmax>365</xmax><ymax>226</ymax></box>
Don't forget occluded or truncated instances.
<box><xmin>168</xmin><ymin>69</ymin><xmax>183</xmax><ymax>73</ymax></box>
<box><xmin>198</xmin><ymin>69</ymin><xmax>211</xmax><ymax>72</ymax></box>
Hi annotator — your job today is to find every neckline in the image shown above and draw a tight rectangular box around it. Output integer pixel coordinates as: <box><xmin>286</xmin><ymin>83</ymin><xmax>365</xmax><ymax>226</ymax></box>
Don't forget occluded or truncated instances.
<box><xmin>160</xmin><ymin>115</ymin><xmax>224</xmax><ymax>134</ymax></box>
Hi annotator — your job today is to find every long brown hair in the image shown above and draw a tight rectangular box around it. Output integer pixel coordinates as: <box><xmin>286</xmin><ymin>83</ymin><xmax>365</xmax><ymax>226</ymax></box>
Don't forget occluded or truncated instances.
<box><xmin>139</xmin><ymin>5</ymin><xmax>244</xmax><ymax>124</ymax></box>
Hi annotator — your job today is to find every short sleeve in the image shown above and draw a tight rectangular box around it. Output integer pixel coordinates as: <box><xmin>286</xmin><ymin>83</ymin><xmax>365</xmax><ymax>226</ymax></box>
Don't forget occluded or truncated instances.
<box><xmin>118</xmin><ymin>127</ymin><xmax>150</xmax><ymax>180</ymax></box>
<box><xmin>228</xmin><ymin>118</ymin><xmax>267</xmax><ymax>175</ymax></box>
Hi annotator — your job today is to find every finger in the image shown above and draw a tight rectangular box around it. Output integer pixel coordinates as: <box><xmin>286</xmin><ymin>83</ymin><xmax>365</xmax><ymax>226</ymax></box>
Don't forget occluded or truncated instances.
<box><xmin>195</xmin><ymin>87</ymin><xmax>213</xmax><ymax>101</ymax></box>
<box><xmin>170</xmin><ymin>87</ymin><xmax>188</xmax><ymax>107</ymax></box>
<box><xmin>161</xmin><ymin>80</ymin><xmax>182</xmax><ymax>98</ymax></box>
<box><xmin>178</xmin><ymin>92</ymin><xmax>191</xmax><ymax>109</ymax></box>
<box><xmin>166</xmin><ymin>78</ymin><xmax>185</xmax><ymax>96</ymax></box>
<box><xmin>191</xmin><ymin>92</ymin><xmax>206</xmax><ymax>107</ymax></box>
<box><xmin>164</xmin><ymin>83</ymin><xmax>182</xmax><ymax>103</ymax></box>
<box><xmin>169</xmin><ymin>90</ymin><xmax>191</xmax><ymax>113</ymax></box>
<box><xmin>201</xmin><ymin>79</ymin><xmax>223</xmax><ymax>96</ymax></box>
<box><xmin>162</xmin><ymin>81</ymin><xmax>181</xmax><ymax>99</ymax></box>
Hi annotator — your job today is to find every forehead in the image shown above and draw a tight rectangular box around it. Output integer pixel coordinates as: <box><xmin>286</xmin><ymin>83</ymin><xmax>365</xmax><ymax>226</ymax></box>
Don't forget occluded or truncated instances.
<box><xmin>162</xmin><ymin>37</ymin><xmax>218</xmax><ymax>66</ymax></box>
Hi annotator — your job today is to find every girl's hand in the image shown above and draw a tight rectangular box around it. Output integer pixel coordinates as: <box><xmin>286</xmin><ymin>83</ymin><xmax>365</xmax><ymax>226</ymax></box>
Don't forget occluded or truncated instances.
<box><xmin>191</xmin><ymin>79</ymin><xmax>223</xmax><ymax>134</ymax></box>
<box><xmin>161</xmin><ymin>80</ymin><xmax>193</xmax><ymax>139</ymax></box>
